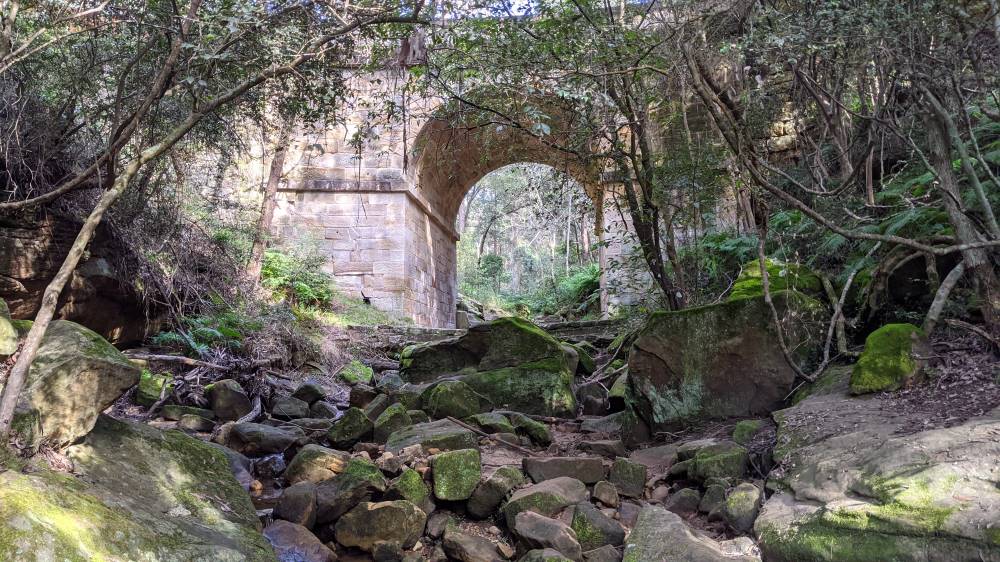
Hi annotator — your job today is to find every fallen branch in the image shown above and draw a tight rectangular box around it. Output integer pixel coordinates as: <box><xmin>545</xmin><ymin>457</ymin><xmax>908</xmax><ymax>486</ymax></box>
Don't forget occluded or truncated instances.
<box><xmin>446</xmin><ymin>416</ymin><xmax>539</xmax><ymax>457</ymax></box>
<box><xmin>125</xmin><ymin>353</ymin><xmax>231</xmax><ymax>371</ymax></box>
<box><xmin>944</xmin><ymin>318</ymin><xmax>999</xmax><ymax>348</ymax></box>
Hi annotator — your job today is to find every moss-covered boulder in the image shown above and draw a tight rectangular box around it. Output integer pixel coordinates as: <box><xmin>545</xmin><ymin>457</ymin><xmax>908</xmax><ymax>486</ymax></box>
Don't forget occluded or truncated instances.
<box><xmin>400</xmin><ymin>317</ymin><xmax>578</xmax><ymax>417</ymax></box>
<box><xmin>0</xmin><ymin>298</ymin><xmax>17</xmax><ymax>357</ymax></box>
<box><xmin>326</xmin><ymin>406</ymin><xmax>373</xmax><ymax>449</ymax></box>
<box><xmin>688</xmin><ymin>441</ymin><xmax>748</xmax><ymax>483</ymax></box>
<box><xmin>422</xmin><ymin>380</ymin><xmax>491</xmax><ymax>419</ymax></box>
<box><xmin>373</xmin><ymin>402</ymin><xmax>413</xmax><ymax>442</ymax></box>
<box><xmin>756</xmin><ymin>372</ymin><xmax>1000</xmax><ymax>561</ymax></box>
<box><xmin>850</xmin><ymin>323</ymin><xmax>928</xmax><ymax>394</ymax></box>
<box><xmin>465</xmin><ymin>412</ymin><xmax>516</xmax><ymax>434</ymax></box>
<box><xmin>571</xmin><ymin>501</ymin><xmax>625</xmax><ymax>551</ymax></box>
<box><xmin>628</xmin><ymin>291</ymin><xmax>822</xmax><ymax>431</ymax></box>
<box><xmin>0</xmin><ymin>415</ymin><xmax>276</xmax><ymax>561</ymax></box>
<box><xmin>339</xmin><ymin>359</ymin><xmax>374</xmax><ymax>384</ymax></box>
<box><xmin>728</xmin><ymin>258</ymin><xmax>823</xmax><ymax>301</ymax></box>
<box><xmin>721</xmin><ymin>482</ymin><xmax>762</xmax><ymax>533</ymax></box>
<box><xmin>136</xmin><ymin>369</ymin><xmax>174</xmax><ymax>407</ymax></box>
<box><xmin>501</xmin><ymin>476</ymin><xmax>589</xmax><ymax>528</ymax></box>
<box><xmin>2</xmin><ymin>320</ymin><xmax>140</xmax><ymax>449</ymax></box>
<box><xmin>385</xmin><ymin>418</ymin><xmax>478</xmax><ymax>454</ymax></box>
<box><xmin>508</xmin><ymin>411</ymin><xmax>553</xmax><ymax>446</ymax></box>
<box><xmin>459</xmin><ymin>359</ymin><xmax>575</xmax><ymax>417</ymax></box>
<box><xmin>623</xmin><ymin>506</ymin><xmax>757</xmax><ymax>562</ymax></box>
<box><xmin>207</xmin><ymin>378</ymin><xmax>252</xmax><ymax>422</ymax></box>
<box><xmin>385</xmin><ymin>468</ymin><xmax>434</xmax><ymax>514</ymax></box>
<box><xmin>334</xmin><ymin>500</ymin><xmax>427</xmax><ymax>552</ymax></box>
<box><xmin>284</xmin><ymin>444</ymin><xmax>351</xmax><ymax>485</ymax></box>
<box><xmin>468</xmin><ymin>466</ymin><xmax>527</xmax><ymax>519</ymax></box>
<box><xmin>432</xmin><ymin>448</ymin><xmax>481</xmax><ymax>501</ymax></box>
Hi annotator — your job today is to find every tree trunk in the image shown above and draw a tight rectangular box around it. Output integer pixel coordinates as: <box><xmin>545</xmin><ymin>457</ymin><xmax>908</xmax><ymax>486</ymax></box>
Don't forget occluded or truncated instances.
<box><xmin>248</xmin><ymin>122</ymin><xmax>291</xmax><ymax>282</ymax></box>
<box><xmin>926</xmin><ymin>113</ymin><xmax>1000</xmax><ymax>336</ymax></box>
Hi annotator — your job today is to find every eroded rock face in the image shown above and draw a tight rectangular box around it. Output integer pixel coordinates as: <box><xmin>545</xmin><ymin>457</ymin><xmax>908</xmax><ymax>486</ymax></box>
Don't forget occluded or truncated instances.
<box><xmin>0</xmin><ymin>415</ymin><xmax>275</xmax><ymax>561</ymax></box>
<box><xmin>628</xmin><ymin>291</ymin><xmax>823</xmax><ymax>431</ymax></box>
<box><xmin>400</xmin><ymin>317</ymin><xmax>577</xmax><ymax>417</ymax></box>
<box><xmin>0</xmin><ymin>213</ymin><xmax>153</xmax><ymax>345</ymax></box>
<box><xmin>5</xmin><ymin>320</ymin><xmax>140</xmax><ymax>449</ymax></box>
<box><xmin>756</xmin><ymin>370</ymin><xmax>1000</xmax><ymax>562</ymax></box>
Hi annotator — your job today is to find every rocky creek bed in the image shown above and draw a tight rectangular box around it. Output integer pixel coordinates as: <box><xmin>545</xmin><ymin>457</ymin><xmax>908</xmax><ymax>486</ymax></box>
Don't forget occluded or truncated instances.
<box><xmin>1</xmin><ymin>293</ymin><xmax>998</xmax><ymax>561</ymax></box>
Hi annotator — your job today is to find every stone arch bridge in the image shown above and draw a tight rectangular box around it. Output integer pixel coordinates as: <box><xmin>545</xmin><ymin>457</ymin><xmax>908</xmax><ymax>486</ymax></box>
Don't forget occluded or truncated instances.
<box><xmin>271</xmin><ymin>75</ymin><xmax>631</xmax><ymax>327</ymax></box>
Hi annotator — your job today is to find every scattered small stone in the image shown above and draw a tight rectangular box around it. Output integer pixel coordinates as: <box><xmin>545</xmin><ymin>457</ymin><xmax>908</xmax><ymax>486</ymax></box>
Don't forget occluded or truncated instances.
<box><xmin>523</xmin><ymin>456</ymin><xmax>606</xmax><ymax>484</ymax></box>
<box><xmin>272</xmin><ymin>395</ymin><xmax>311</xmax><ymax>420</ymax></box>
<box><xmin>273</xmin><ymin>482</ymin><xmax>317</xmax><ymax>529</ymax></box>
<box><xmin>284</xmin><ymin>444</ymin><xmax>351</xmax><ymax>485</ymax></box>
<box><xmin>468</xmin><ymin>466</ymin><xmax>527</xmax><ymax>519</ymax></box>
<box><xmin>327</xmin><ymin>407</ymin><xmax>374</xmax><ymax>449</ymax></box>
<box><xmin>721</xmin><ymin>482</ymin><xmax>762</xmax><ymax>533</ymax></box>
<box><xmin>579</xmin><ymin>440</ymin><xmax>627</xmax><ymax>458</ymax></box>
<box><xmin>592</xmin><ymin>481</ymin><xmax>619</xmax><ymax>508</ymax></box>
<box><xmin>310</xmin><ymin>400</ymin><xmax>339</xmax><ymax>419</ymax></box>
<box><xmin>424</xmin><ymin>511</ymin><xmax>454</xmax><ymax>539</ymax></box>
<box><xmin>609</xmin><ymin>457</ymin><xmax>646</xmax><ymax>498</ymax></box>
<box><xmin>161</xmin><ymin>404</ymin><xmax>215</xmax><ymax>421</ymax></box>
<box><xmin>227</xmin><ymin>423</ymin><xmax>297</xmax><ymax>456</ymax></box>
<box><xmin>513</xmin><ymin>511</ymin><xmax>583</xmax><ymax>561</ymax></box>
<box><xmin>263</xmin><ymin>520</ymin><xmax>336</xmax><ymax>562</ymax></box>
<box><xmin>207</xmin><ymin>379</ymin><xmax>252</xmax><ymax>421</ymax></box>
<box><xmin>408</xmin><ymin>409</ymin><xmax>430</xmax><ymax>424</ymax></box>
<box><xmin>442</xmin><ymin>527</ymin><xmax>505</xmax><ymax>562</ymax></box>
<box><xmin>501</xmin><ymin>477</ymin><xmax>588</xmax><ymax>528</ymax></box>
<box><xmin>374</xmin><ymin>403</ymin><xmax>413</xmax><ymax>443</ymax></box>
<box><xmin>582</xmin><ymin>544</ymin><xmax>621</xmax><ymax>562</ymax></box>
<box><xmin>334</xmin><ymin>500</ymin><xmax>427</xmax><ymax>552</ymax></box>
<box><xmin>699</xmin><ymin>484</ymin><xmax>727</xmax><ymax>514</ymax></box>
<box><xmin>291</xmin><ymin>380</ymin><xmax>326</xmax><ymax>405</ymax></box>
<box><xmin>570</xmin><ymin>501</ymin><xmax>625</xmax><ymax>551</ymax></box>
<box><xmin>364</xmin><ymin>394</ymin><xmax>393</xmax><ymax>421</ymax></box>
<box><xmin>663</xmin><ymin>487</ymin><xmax>701</xmax><ymax>515</ymax></box>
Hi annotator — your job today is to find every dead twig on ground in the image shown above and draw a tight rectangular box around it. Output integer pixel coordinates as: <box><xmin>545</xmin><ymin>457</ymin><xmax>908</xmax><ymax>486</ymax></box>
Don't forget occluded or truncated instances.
<box><xmin>125</xmin><ymin>353</ymin><xmax>231</xmax><ymax>371</ymax></box>
<box><xmin>446</xmin><ymin>416</ymin><xmax>539</xmax><ymax>457</ymax></box>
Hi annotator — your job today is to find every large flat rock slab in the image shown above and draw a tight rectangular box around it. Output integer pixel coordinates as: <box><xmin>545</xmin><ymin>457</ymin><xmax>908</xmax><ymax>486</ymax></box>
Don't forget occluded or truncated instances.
<box><xmin>0</xmin><ymin>415</ymin><xmax>275</xmax><ymax>561</ymax></box>
<box><xmin>756</xmin><ymin>368</ymin><xmax>1000</xmax><ymax>561</ymax></box>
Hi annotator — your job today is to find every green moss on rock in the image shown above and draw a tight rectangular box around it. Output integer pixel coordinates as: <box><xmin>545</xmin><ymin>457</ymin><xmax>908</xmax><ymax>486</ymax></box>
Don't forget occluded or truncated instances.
<box><xmin>373</xmin><ymin>403</ymin><xmax>413</xmax><ymax>442</ymax></box>
<box><xmin>460</xmin><ymin>358</ymin><xmax>576</xmax><ymax>418</ymax></box>
<box><xmin>432</xmin><ymin>448</ymin><xmax>481</xmax><ymax>501</ymax></box>
<box><xmin>327</xmin><ymin>406</ymin><xmax>373</xmax><ymax>448</ymax></box>
<box><xmin>850</xmin><ymin>323</ymin><xmax>926</xmax><ymax>395</ymax></box>
<box><xmin>136</xmin><ymin>369</ymin><xmax>174</xmax><ymax>407</ymax></box>
<box><xmin>340</xmin><ymin>359</ymin><xmax>374</xmax><ymax>384</ymax></box>
<box><xmin>0</xmin><ymin>415</ymin><xmax>275</xmax><ymax>561</ymax></box>
<box><xmin>422</xmin><ymin>380</ymin><xmax>489</xmax><ymax>419</ymax></box>
<box><xmin>732</xmin><ymin>419</ymin><xmax>765</xmax><ymax>445</ymax></box>
<box><xmin>728</xmin><ymin>258</ymin><xmax>823</xmax><ymax>301</ymax></box>
<box><xmin>628</xmin><ymin>291</ymin><xmax>822</xmax><ymax>431</ymax></box>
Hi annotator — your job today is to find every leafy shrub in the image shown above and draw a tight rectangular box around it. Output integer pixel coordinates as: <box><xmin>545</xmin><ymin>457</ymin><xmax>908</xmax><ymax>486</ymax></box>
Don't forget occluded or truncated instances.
<box><xmin>261</xmin><ymin>249</ymin><xmax>334</xmax><ymax>307</ymax></box>
<box><xmin>151</xmin><ymin>307</ymin><xmax>262</xmax><ymax>357</ymax></box>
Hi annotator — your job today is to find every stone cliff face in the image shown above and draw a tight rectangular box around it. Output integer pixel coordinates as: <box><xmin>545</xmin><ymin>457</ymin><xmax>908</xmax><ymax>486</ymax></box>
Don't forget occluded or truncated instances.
<box><xmin>0</xmin><ymin>211</ymin><xmax>153</xmax><ymax>345</ymax></box>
